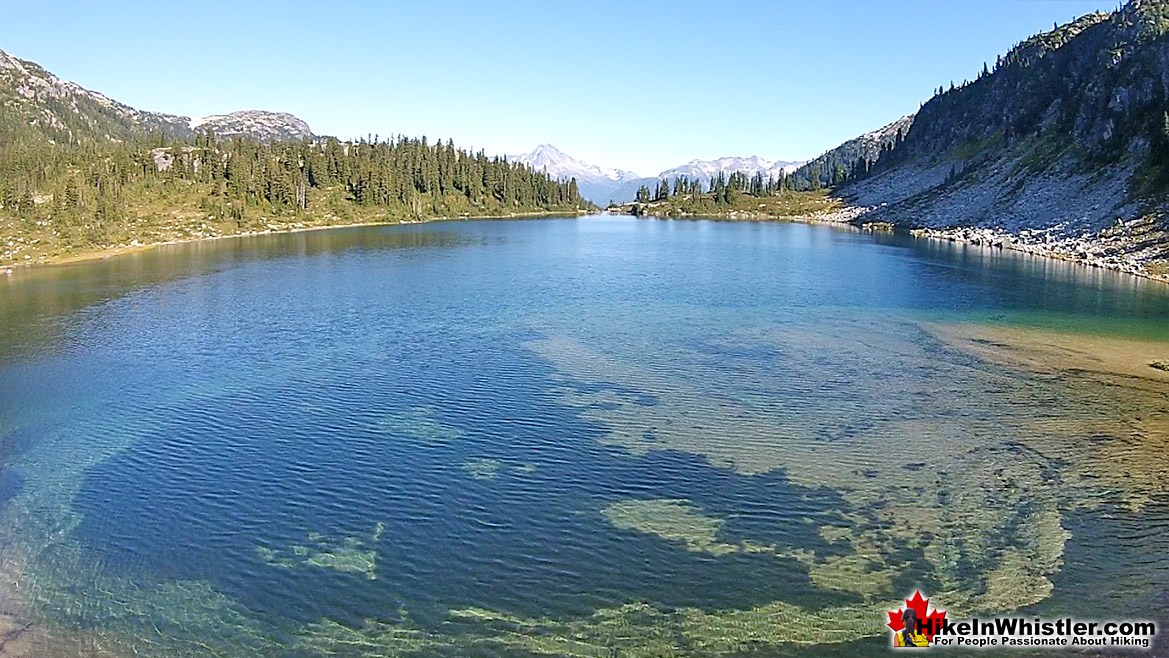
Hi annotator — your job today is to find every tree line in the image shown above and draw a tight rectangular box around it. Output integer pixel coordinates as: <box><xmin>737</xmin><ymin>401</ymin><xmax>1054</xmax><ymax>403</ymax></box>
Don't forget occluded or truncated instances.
<box><xmin>631</xmin><ymin>170</ymin><xmax>801</xmax><ymax>206</ymax></box>
<box><xmin>0</xmin><ymin>104</ymin><xmax>588</xmax><ymax>246</ymax></box>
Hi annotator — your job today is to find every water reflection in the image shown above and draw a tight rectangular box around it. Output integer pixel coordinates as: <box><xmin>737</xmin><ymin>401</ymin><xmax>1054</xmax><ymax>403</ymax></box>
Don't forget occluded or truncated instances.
<box><xmin>0</xmin><ymin>225</ymin><xmax>477</xmax><ymax>361</ymax></box>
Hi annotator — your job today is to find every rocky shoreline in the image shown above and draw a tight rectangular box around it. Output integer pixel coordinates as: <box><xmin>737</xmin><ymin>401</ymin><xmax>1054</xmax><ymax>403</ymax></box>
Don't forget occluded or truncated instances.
<box><xmin>8</xmin><ymin>205</ymin><xmax>1167</xmax><ymax>285</ymax></box>
<box><xmin>905</xmin><ymin>224</ymin><xmax>1169</xmax><ymax>282</ymax></box>
<box><xmin>906</xmin><ymin>215</ymin><xmax>1169</xmax><ymax>283</ymax></box>
<box><xmin>629</xmin><ymin>201</ymin><xmax>1169</xmax><ymax>283</ymax></box>
<box><xmin>806</xmin><ymin>204</ymin><xmax>1169</xmax><ymax>284</ymax></box>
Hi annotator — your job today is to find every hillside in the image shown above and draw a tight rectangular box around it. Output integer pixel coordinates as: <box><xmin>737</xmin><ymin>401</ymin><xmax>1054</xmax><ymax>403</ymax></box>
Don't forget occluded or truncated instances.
<box><xmin>834</xmin><ymin>1</ymin><xmax>1169</xmax><ymax>276</ymax></box>
<box><xmin>612</xmin><ymin>189</ymin><xmax>851</xmax><ymax>223</ymax></box>
<box><xmin>0</xmin><ymin>47</ymin><xmax>192</xmax><ymax>143</ymax></box>
<box><xmin>0</xmin><ymin>48</ymin><xmax>589</xmax><ymax>269</ymax></box>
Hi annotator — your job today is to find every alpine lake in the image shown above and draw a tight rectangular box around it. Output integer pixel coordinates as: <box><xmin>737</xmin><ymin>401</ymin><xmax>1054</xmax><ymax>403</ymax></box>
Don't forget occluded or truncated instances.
<box><xmin>0</xmin><ymin>215</ymin><xmax>1167</xmax><ymax>657</ymax></box>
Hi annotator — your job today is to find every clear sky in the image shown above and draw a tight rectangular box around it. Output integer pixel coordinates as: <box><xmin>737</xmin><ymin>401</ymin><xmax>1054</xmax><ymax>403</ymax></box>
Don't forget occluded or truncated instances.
<box><xmin>2</xmin><ymin>0</ymin><xmax>1115</xmax><ymax>176</ymax></box>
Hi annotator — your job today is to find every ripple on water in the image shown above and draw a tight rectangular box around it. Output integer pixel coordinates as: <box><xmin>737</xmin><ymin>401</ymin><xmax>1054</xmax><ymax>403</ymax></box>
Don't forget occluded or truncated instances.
<box><xmin>1</xmin><ymin>219</ymin><xmax>1168</xmax><ymax>657</ymax></box>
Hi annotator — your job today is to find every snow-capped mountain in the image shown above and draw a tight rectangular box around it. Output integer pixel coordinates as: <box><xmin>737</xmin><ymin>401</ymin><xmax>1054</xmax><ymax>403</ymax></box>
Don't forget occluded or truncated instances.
<box><xmin>510</xmin><ymin>144</ymin><xmax>644</xmax><ymax>205</ymax></box>
<box><xmin>511</xmin><ymin>144</ymin><xmax>641</xmax><ymax>183</ymax></box>
<box><xmin>191</xmin><ymin>111</ymin><xmax>313</xmax><ymax>142</ymax></box>
<box><xmin>0</xmin><ymin>46</ymin><xmax>312</xmax><ymax>144</ymax></box>
<box><xmin>605</xmin><ymin>156</ymin><xmax>806</xmax><ymax>205</ymax></box>
<box><xmin>511</xmin><ymin>144</ymin><xmax>806</xmax><ymax>205</ymax></box>
<box><xmin>658</xmin><ymin>156</ymin><xmax>804</xmax><ymax>183</ymax></box>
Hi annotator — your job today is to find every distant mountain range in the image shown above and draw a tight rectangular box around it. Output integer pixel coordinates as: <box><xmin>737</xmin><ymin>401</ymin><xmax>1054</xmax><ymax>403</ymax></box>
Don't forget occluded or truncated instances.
<box><xmin>510</xmin><ymin>145</ymin><xmax>805</xmax><ymax>204</ymax></box>
<box><xmin>0</xmin><ymin>47</ymin><xmax>312</xmax><ymax>143</ymax></box>
<box><xmin>659</xmin><ymin>155</ymin><xmax>804</xmax><ymax>182</ymax></box>
<box><xmin>508</xmin><ymin>145</ymin><xmax>644</xmax><ymax>206</ymax></box>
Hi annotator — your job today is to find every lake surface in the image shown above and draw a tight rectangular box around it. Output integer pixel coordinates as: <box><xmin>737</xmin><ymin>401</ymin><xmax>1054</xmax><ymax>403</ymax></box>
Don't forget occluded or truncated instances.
<box><xmin>0</xmin><ymin>215</ymin><xmax>1167</xmax><ymax>656</ymax></box>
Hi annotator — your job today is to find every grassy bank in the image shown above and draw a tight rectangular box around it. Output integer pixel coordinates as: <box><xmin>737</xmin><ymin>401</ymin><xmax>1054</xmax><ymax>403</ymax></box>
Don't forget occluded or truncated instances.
<box><xmin>611</xmin><ymin>189</ymin><xmax>843</xmax><ymax>220</ymax></box>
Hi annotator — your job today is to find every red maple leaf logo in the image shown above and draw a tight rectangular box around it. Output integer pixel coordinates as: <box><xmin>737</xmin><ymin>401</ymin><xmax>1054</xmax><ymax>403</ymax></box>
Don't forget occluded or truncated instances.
<box><xmin>887</xmin><ymin>590</ymin><xmax>947</xmax><ymax>642</ymax></box>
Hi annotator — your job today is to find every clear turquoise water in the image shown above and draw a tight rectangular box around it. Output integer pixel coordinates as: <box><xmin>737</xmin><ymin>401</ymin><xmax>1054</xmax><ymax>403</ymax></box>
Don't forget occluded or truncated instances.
<box><xmin>0</xmin><ymin>216</ymin><xmax>1167</xmax><ymax>656</ymax></box>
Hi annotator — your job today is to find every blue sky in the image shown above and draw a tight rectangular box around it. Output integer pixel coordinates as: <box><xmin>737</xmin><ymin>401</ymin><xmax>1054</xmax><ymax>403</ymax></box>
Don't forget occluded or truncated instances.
<box><xmin>2</xmin><ymin>0</ymin><xmax>1114</xmax><ymax>175</ymax></box>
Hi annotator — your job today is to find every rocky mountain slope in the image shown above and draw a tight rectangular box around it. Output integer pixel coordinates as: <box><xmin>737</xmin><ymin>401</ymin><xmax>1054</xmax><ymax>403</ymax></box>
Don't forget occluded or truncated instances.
<box><xmin>832</xmin><ymin>0</ymin><xmax>1169</xmax><ymax>276</ymax></box>
<box><xmin>0</xmin><ymin>47</ymin><xmax>311</xmax><ymax>143</ymax></box>
<box><xmin>0</xmin><ymin>47</ymin><xmax>191</xmax><ymax>142</ymax></box>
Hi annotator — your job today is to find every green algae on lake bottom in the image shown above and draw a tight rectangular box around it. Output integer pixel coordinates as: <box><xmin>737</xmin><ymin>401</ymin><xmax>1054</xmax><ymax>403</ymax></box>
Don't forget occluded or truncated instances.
<box><xmin>296</xmin><ymin>598</ymin><xmax>893</xmax><ymax>657</ymax></box>
<box><xmin>602</xmin><ymin>499</ymin><xmax>773</xmax><ymax>556</ymax></box>
<box><xmin>525</xmin><ymin>317</ymin><xmax>1169</xmax><ymax>618</ymax></box>
<box><xmin>373</xmin><ymin>407</ymin><xmax>466</xmax><ymax>443</ymax></box>
<box><xmin>603</xmin><ymin>499</ymin><xmax>734</xmax><ymax>554</ymax></box>
<box><xmin>462</xmin><ymin>457</ymin><xmax>502</xmax><ymax>480</ymax></box>
<box><xmin>257</xmin><ymin>524</ymin><xmax>384</xmax><ymax>579</ymax></box>
<box><xmin>4</xmin><ymin>317</ymin><xmax>1165</xmax><ymax>658</ymax></box>
<box><xmin>462</xmin><ymin>457</ymin><xmax>538</xmax><ymax>480</ymax></box>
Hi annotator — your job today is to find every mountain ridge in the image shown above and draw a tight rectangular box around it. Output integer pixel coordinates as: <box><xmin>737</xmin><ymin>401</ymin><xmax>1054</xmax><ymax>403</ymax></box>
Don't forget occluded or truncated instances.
<box><xmin>658</xmin><ymin>155</ymin><xmax>803</xmax><ymax>181</ymax></box>
<box><xmin>509</xmin><ymin>144</ymin><xmax>643</xmax><ymax>205</ymax></box>
<box><xmin>0</xmin><ymin>47</ymin><xmax>312</xmax><ymax>143</ymax></box>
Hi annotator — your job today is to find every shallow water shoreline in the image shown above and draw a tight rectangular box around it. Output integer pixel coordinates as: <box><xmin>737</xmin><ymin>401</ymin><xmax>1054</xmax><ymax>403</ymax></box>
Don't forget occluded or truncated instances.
<box><xmin>923</xmin><ymin>321</ymin><xmax>1169</xmax><ymax>383</ymax></box>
